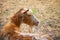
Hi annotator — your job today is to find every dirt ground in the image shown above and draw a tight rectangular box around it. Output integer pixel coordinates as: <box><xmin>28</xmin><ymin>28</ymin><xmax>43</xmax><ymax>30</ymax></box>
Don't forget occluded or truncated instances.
<box><xmin>0</xmin><ymin>0</ymin><xmax>60</xmax><ymax>38</ymax></box>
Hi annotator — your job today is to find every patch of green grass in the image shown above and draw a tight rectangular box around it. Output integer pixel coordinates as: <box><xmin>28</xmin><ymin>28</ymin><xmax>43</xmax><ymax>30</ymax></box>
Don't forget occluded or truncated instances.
<box><xmin>32</xmin><ymin>9</ymin><xmax>37</xmax><ymax>14</ymax></box>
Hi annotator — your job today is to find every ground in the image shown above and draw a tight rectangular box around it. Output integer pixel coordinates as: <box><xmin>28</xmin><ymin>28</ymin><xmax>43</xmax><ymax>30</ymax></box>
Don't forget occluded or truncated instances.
<box><xmin>0</xmin><ymin>0</ymin><xmax>60</xmax><ymax>38</ymax></box>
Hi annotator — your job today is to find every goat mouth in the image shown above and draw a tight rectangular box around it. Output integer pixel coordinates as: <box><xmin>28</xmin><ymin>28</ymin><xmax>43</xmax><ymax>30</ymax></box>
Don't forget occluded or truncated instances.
<box><xmin>34</xmin><ymin>22</ymin><xmax>39</xmax><ymax>26</ymax></box>
<box><xmin>35</xmin><ymin>23</ymin><xmax>38</xmax><ymax>26</ymax></box>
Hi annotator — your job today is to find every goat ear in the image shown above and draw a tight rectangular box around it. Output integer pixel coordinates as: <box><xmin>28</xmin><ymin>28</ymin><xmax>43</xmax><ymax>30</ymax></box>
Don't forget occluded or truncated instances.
<box><xmin>15</xmin><ymin>8</ymin><xmax>23</xmax><ymax>15</ymax></box>
<box><xmin>27</xmin><ymin>9</ymin><xmax>33</xmax><ymax>14</ymax></box>
<box><xmin>23</xmin><ymin>9</ymin><xmax>29</xmax><ymax>14</ymax></box>
<box><xmin>21</xmin><ymin>8</ymin><xmax>29</xmax><ymax>14</ymax></box>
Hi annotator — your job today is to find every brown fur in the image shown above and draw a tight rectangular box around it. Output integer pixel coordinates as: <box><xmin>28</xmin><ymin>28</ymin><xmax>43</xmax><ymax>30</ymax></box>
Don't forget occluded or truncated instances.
<box><xmin>0</xmin><ymin>8</ymin><xmax>23</xmax><ymax>40</ymax></box>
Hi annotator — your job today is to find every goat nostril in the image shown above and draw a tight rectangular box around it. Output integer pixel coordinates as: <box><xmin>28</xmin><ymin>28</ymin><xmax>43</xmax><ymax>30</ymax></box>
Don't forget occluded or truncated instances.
<box><xmin>37</xmin><ymin>22</ymin><xmax>39</xmax><ymax>23</ymax></box>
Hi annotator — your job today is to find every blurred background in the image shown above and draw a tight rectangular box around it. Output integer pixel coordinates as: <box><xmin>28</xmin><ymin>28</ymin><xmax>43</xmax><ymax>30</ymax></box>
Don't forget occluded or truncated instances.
<box><xmin>0</xmin><ymin>0</ymin><xmax>60</xmax><ymax>39</ymax></box>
